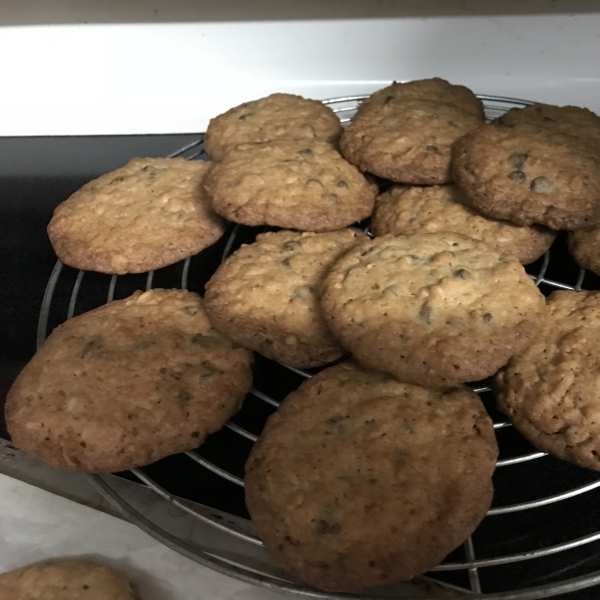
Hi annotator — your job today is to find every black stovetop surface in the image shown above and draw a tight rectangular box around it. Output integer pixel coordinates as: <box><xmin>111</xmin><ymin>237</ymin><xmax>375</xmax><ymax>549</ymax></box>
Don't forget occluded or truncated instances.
<box><xmin>2</xmin><ymin>135</ymin><xmax>600</xmax><ymax>599</ymax></box>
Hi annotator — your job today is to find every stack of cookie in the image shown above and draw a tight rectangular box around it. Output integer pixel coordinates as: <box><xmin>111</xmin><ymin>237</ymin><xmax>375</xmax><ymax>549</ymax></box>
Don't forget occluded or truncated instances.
<box><xmin>6</xmin><ymin>79</ymin><xmax>600</xmax><ymax>594</ymax></box>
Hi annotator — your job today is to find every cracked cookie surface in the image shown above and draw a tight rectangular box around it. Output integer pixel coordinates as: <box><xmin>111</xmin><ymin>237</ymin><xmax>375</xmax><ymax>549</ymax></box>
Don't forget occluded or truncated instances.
<box><xmin>204</xmin><ymin>93</ymin><xmax>342</xmax><ymax>161</ymax></box>
<box><xmin>495</xmin><ymin>290</ymin><xmax>600</xmax><ymax>470</ymax></box>
<box><xmin>6</xmin><ymin>289</ymin><xmax>253</xmax><ymax>473</ymax></box>
<box><xmin>340</xmin><ymin>78</ymin><xmax>485</xmax><ymax>184</ymax></box>
<box><xmin>320</xmin><ymin>232</ymin><xmax>546</xmax><ymax>387</ymax></box>
<box><xmin>48</xmin><ymin>157</ymin><xmax>225</xmax><ymax>274</ymax></box>
<box><xmin>204</xmin><ymin>139</ymin><xmax>377</xmax><ymax>231</ymax></box>
<box><xmin>245</xmin><ymin>360</ymin><xmax>498</xmax><ymax>592</ymax></box>
<box><xmin>452</xmin><ymin>104</ymin><xmax>600</xmax><ymax>230</ymax></box>
<box><xmin>205</xmin><ymin>229</ymin><xmax>367</xmax><ymax>368</ymax></box>
<box><xmin>0</xmin><ymin>559</ymin><xmax>136</xmax><ymax>600</ymax></box>
<box><xmin>371</xmin><ymin>184</ymin><xmax>556</xmax><ymax>264</ymax></box>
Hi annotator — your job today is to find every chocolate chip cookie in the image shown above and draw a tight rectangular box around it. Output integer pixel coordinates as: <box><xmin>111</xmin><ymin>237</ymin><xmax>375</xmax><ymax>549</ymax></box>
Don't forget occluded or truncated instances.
<box><xmin>0</xmin><ymin>559</ymin><xmax>136</xmax><ymax>600</ymax></box>
<box><xmin>495</xmin><ymin>103</ymin><xmax>600</xmax><ymax>148</ymax></box>
<box><xmin>495</xmin><ymin>290</ymin><xmax>600</xmax><ymax>470</ymax></box>
<box><xmin>6</xmin><ymin>289</ymin><xmax>253</xmax><ymax>473</ymax></box>
<box><xmin>321</xmin><ymin>232</ymin><xmax>546</xmax><ymax>387</ymax></box>
<box><xmin>205</xmin><ymin>229</ymin><xmax>367</xmax><ymax>368</ymax></box>
<box><xmin>340</xmin><ymin>78</ymin><xmax>485</xmax><ymax>184</ymax></box>
<box><xmin>371</xmin><ymin>184</ymin><xmax>556</xmax><ymax>264</ymax></box>
<box><xmin>245</xmin><ymin>360</ymin><xmax>498</xmax><ymax>592</ymax></box>
<box><xmin>453</xmin><ymin>105</ymin><xmax>600</xmax><ymax>230</ymax></box>
<box><xmin>204</xmin><ymin>139</ymin><xmax>377</xmax><ymax>231</ymax></box>
<box><xmin>204</xmin><ymin>93</ymin><xmax>342</xmax><ymax>161</ymax></box>
<box><xmin>47</xmin><ymin>157</ymin><xmax>226</xmax><ymax>275</ymax></box>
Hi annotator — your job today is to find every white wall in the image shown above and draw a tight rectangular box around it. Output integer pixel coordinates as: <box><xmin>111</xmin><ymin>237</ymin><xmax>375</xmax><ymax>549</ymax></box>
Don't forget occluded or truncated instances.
<box><xmin>1</xmin><ymin>1</ymin><xmax>599</xmax><ymax>135</ymax></box>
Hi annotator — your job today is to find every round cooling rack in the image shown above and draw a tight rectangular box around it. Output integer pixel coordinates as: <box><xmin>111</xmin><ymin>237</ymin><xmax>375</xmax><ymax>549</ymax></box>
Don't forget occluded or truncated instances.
<box><xmin>37</xmin><ymin>95</ymin><xmax>600</xmax><ymax>599</ymax></box>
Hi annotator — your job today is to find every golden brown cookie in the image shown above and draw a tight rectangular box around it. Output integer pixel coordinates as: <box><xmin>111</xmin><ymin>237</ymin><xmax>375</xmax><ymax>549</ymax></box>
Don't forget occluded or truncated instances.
<box><xmin>245</xmin><ymin>361</ymin><xmax>498</xmax><ymax>592</ymax></box>
<box><xmin>321</xmin><ymin>232</ymin><xmax>546</xmax><ymax>387</ymax></box>
<box><xmin>340</xmin><ymin>78</ymin><xmax>485</xmax><ymax>184</ymax></box>
<box><xmin>6</xmin><ymin>289</ymin><xmax>253</xmax><ymax>473</ymax></box>
<box><xmin>371</xmin><ymin>184</ymin><xmax>556</xmax><ymax>264</ymax></box>
<box><xmin>204</xmin><ymin>139</ymin><xmax>377</xmax><ymax>231</ymax></box>
<box><xmin>568</xmin><ymin>227</ymin><xmax>600</xmax><ymax>276</ymax></box>
<box><xmin>0</xmin><ymin>559</ymin><xmax>136</xmax><ymax>600</ymax></box>
<box><xmin>204</xmin><ymin>93</ymin><xmax>342</xmax><ymax>161</ymax></box>
<box><xmin>452</xmin><ymin>106</ymin><xmax>600</xmax><ymax>230</ymax></box>
<box><xmin>495</xmin><ymin>103</ymin><xmax>600</xmax><ymax>148</ymax></box>
<box><xmin>495</xmin><ymin>290</ymin><xmax>600</xmax><ymax>470</ymax></box>
<box><xmin>48</xmin><ymin>157</ymin><xmax>226</xmax><ymax>275</ymax></box>
<box><xmin>205</xmin><ymin>229</ymin><xmax>366</xmax><ymax>368</ymax></box>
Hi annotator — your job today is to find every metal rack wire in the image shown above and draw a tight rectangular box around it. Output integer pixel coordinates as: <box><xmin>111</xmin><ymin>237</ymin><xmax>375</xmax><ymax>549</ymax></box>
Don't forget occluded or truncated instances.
<box><xmin>37</xmin><ymin>95</ymin><xmax>600</xmax><ymax>599</ymax></box>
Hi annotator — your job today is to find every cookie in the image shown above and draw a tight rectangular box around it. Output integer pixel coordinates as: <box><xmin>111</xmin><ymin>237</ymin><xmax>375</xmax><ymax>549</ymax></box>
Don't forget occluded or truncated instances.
<box><xmin>0</xmin><ymin>559</ymin><xmax>135</xmax><ymax>600</ymax></box>
<box><xmin>340</xmin><ymin>78</ymin><xmax>485</xmax><ymax>184</ymax></box>
<box><xmin>204</xmin><ymin>139</ymin><xmax>377</xmax><ymax>231</ymax></box>
<box><xmin>245</xmin><ymin>360</ymin><xmax>498</xmax><ymax>592</ymax></box>
<box><xmin>204</xmin><ymin>93</ymin><xmax>342</xmax><ymax>161</ymax></box>
<box><xmin>6</xmin><ymin>289</ymin><xmax>253</xmax><ymax>473</ymax></box>
<box><xmin>495</xmin><ymin>290</ymin><xmax>600</xmax><ymax>470</ymax></box>
<box><xmin>48</xmin><ymin>157</ymin><xmax>226</xmax><ymax>274</ymax></box>
<box><xmin>452</xmin><ymin>109</ymin><xmax>600</xmax><ymax>230</ymax></box>
<box><xmin>205</xmin><ymin>229</ymin><xmax>367</xmax><ymax>368</ymax></box>
<box><xmin>371</xmin><ymin>184</ymin><xmax>556</xmax><ymax>265</ymax></box>
<box><xmin>568</xmin><ymin>227</ymin><xmax>600</xmax><ymax>276</ymax></box>
<box><xmin>321</xmin><ymin>232</ymin><xmax>546</xmax><ymax>387</ymax></box>
<box><xmin>494</xmin><ymin>103</ymin><xmax>600</xmax><ymax>147</ymax></box>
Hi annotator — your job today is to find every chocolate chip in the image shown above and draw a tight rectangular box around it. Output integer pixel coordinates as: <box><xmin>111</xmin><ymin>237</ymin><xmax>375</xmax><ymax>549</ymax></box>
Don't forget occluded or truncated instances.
<box><xmin>509</xmin><ymin>170</ymin><xmax>526</xmax><ymax>184</ymax></box>
<box><xmin>198</xmin><ymin>362</ymin><xmax>219</xmax><ymax>379</ymax></box>
<box><xmin>336</xmin><ymin>180</ymin><xmax>348</xmax><ymax>189</ymax></box>
<box><xmin>294</xmin><ymin>285</ymin><xmax>314</xmax><ymax>299</ymax></box>
<box><xmin>81</xmin><ymin>338</ymin><xmax>104</xmax><ymax>358</ymax></box>
<box><xmin>426</xmin><ymin>145</ymin><xmax>440</xmax><ymax>154</ymax></box>
<box><xmin>307</xmin><ymin>178</ymin><xmax>323</xmax><ymax>188</ymax></box>
<box><xmin>483</xmin><ymin>313</ymin><xmax>493</xmax><ymax>323</ymax></box>
<box><xmin>419</xmin><ymin>303</ymin><xmax>433</xmax><ymax>325</ymax></box>
<box><xmin>328</xmin><ymin>193</ymin><xmax>340</xmax><ymax>203</ymax></box>
<box><xmin>315</xmin><ymin>520</ymin><xmax>342</xmax><ymax>535</ymax></box>
<box><xmin>178</xmin><ymin>390</ymin><xmax>192</xmax><ymax>403</ymax></box>
<box><xmin>283</xmin><ymin>240</ymin><xmax>301</xmax><ymax>252</ymax></box>
<box><xmin>508</xmin><ymin>153</ymin><xmax>529</xmax><ymax>169</ymax></box>
<box><xmin>298</xmin><ymin>148</ymin><xmax>313</xmax><ymax>157</ymax></box>
<box><xmin>530</xmin><ymin>176</ymin><xmax>553</xmax><ymax>194</ymax></box>
<box><xmin>191</xmin><ymin>334</ymin><xmax>222</xmax><ymax>348</ymax></box>
<box><xmin>361</xmin><ymin>246</ymin><xmax>377</xmax><ymax>257</ymax></box>
<box><xmin>454</xmin><ymin>269</ymin><xmax>470</xmax><ymax>279</ymax></box>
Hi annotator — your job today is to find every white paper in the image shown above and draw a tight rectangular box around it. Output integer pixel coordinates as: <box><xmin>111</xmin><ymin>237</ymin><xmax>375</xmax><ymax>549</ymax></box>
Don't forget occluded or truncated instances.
<box><xmin>0</xmin><ymin>473</ymin><xmax>289</xmax><ymax>599</ymax></box>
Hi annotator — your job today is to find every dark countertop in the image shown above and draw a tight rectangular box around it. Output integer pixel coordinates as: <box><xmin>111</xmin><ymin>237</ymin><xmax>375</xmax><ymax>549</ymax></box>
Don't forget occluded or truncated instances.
<box><xmin>2</xmin><ymin>135</ymin><xmax>600</xmax><ymax>599</ymax></box>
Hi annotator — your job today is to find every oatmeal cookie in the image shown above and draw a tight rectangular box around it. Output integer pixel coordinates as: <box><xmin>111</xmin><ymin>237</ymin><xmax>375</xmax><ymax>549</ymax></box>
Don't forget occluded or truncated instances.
<box><xmin>205</xmin><ymin>229</ymin><xmax>367</xmax><ymax>368</ymax></box>
<box><xmin>371</xmin><ymin>184</ymin><xmax>555</xmax><ymax>264</ymax></box>
<box><xmin>204</xmin><ymin>93</ymin><xmax>342</xmax><ymax>161</ymax></box>
<box><xmin>340</xmin><ymin>78</ymin><xmax>485</xmax><ymax>184</ymax></box>
<box><xmin>204</xmin><ymin>139</ymin><xmax>377</xmax><ymax>231</ymax></box>
<box><xmin>6</xmin><ymin>289</ymin><xmax>253</xmax><ymax>473</ymax></box>
<box><xmin>321</xmin><ymin>232</ymin><xmax>546</xmax><ymax>387</ymax></box>
<box><xmin>495</xmin><ymin>290</ymin><xmax>600</xmax><ymax>470</ymax></box>
<box><xmin>245</xmin><ymin>361</ymin><xmax>498</xmax><ymax>592</ymax></box>
<box><xmin>48</xmin><ymin>157</ymin><xmax>225</xmax><ymax>274</ymax></box>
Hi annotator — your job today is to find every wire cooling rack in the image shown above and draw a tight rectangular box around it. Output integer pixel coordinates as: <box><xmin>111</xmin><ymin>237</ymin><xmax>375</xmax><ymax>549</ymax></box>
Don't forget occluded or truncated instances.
<box><xmin>37</xmin><ymin>95</ymin><xmax>600</xmax><ymax>599</ymax></box>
